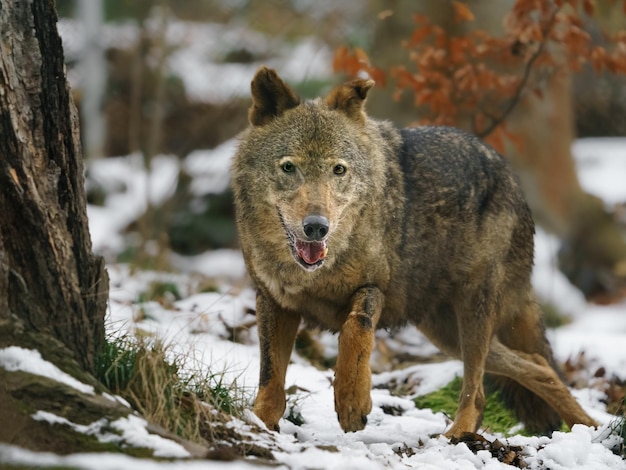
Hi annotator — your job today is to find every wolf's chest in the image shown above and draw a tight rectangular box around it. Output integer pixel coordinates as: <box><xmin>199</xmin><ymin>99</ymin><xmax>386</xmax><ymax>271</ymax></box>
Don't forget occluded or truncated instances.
<box><xmin>260</xmin><ymin>272</ymin><xmax>352</xmax><ymax>332</ymax></box>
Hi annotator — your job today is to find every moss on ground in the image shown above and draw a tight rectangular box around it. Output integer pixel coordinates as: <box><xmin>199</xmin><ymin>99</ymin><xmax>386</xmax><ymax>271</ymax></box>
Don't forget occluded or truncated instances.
<box><xmin>413</xmin><ymin>376</ymin><xmax>525</xmax><ymax>435</ymax></box>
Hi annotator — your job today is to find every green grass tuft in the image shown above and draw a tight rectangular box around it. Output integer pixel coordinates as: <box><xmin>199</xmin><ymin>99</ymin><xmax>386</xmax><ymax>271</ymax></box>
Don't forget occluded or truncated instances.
<box><xmin>414</xmin><ymin>376</ymin><xmax>525</xmax><ymax>435</ymax></box>
<box><xmin>138</xmin><ymin>281</ymin><xmax>182</xmax><ymax>303</ymax></box>
<box><xmin>95</xmin><ymin>335</ymin><xmax>138</xmax><ymax>392</ymax></box>
<box><xmin>94</xmin><ymin>333</ymin><xmax>249</xmax><ymax>446</ymax></box>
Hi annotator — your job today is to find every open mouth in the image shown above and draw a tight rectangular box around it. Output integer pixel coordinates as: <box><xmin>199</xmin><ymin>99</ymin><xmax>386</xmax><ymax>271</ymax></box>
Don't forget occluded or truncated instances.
<box><xmin>295</xmin><ymin>239</ymin><xmax>327</xmax><ymax>265</ymax></box>
<box><xmin>284</xmin><ymin>228</ymin><xmax>328</xmax><ymax>271</ymax></box>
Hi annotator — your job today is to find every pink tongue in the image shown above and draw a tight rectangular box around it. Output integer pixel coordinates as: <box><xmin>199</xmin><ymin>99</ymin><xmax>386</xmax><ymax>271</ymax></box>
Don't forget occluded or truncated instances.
<box><xmin>295</xmin><ymin>240</ymin><xmax>326</xmax><ymax>265</ymax></box>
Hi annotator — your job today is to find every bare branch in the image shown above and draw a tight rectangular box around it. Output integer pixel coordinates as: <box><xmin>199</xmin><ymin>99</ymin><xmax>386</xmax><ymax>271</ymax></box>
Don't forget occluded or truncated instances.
<box><xmin>476</xmin><ymin>6</ymin><xmax>561</xmax><ymax>139</ymax></box>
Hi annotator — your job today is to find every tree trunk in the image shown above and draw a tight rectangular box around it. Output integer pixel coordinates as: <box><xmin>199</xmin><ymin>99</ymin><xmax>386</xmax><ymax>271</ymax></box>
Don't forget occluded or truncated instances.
<box><xmin>0</xmin><ymin>0</ymin><xmax>109</xmax><ymax>371</ymax></box>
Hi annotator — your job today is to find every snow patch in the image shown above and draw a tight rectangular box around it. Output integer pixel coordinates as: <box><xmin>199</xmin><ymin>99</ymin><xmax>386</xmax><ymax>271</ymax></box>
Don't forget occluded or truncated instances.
<box><xmin>32</xmin><ymin>411</ymin><xmax>189</xmax><ymax>459</ymax></box>
<box><xmin>0</xmin><ymin>347</ymin><xmax>95</xmax><ymax>395</ymax></box>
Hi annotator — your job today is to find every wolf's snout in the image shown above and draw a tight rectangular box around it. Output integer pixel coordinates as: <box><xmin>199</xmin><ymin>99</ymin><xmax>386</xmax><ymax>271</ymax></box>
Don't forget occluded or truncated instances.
<box><xmin>303</xmin><ymin>215</ymin><xmax>329</xmax><ymax>241</ymax></box>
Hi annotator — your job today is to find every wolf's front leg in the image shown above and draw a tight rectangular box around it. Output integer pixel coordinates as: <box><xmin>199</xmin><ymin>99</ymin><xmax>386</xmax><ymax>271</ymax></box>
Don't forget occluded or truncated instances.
<box><xmin>253</xmin><ymin>292</ymin><xmax>301</xmax><ymax>432</ymax></box>
<box><xmin>334</xmin><ymin>286</ymin><xmax>383</xmax><ymax>432</ymax></box>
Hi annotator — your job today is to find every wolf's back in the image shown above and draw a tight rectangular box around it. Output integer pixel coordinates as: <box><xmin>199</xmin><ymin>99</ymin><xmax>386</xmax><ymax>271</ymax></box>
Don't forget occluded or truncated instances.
<box><xmin>392</xmin><ymin>125</ymin><xmax>535</xmax><ymax>304</ymax></box>
<box><xmin>398</xmin><ymin>126</ymin><xmax>528</xmax><ymax>222</ymax></box>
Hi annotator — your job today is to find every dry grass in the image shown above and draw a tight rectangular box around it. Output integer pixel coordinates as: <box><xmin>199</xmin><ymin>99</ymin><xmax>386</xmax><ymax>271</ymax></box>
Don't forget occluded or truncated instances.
<box><xmin>95</xmin><ymin>333</ymin><xmax>249</xmax><ymax>446</ymax></box>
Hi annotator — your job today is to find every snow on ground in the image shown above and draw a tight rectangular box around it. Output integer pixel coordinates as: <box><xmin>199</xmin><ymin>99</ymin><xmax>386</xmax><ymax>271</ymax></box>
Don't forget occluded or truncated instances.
<box><xmin>101</xmin><ymin>248</ymin><xmax>626</xmax><ymax>470</ymax></box>
<box><xmin>0</xmin><ymin>444</ymin><xmax>260</xmax><ymax>470</ymax></box>
<box><xmin>31</xmin><ymin>413</ymin><xmax>190</xmax><ymax>459</ymax></box>
<box><xmin>0</xmin><ymin>347</ymin><xmax>95</xmax><ymax>395</ymax></box>
<box><xmin>573</xmin><ymin>138</ymin><xmax>626</xmax><ymax>206</ymax></box>
<box><xmin>0</xmin><ymin>347</ymin><xmax>193</xmax><ymax>460</ymax></box>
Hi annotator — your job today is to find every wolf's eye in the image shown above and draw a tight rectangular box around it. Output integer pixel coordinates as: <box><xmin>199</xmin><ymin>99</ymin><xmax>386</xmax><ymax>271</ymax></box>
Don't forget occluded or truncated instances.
<box><xmin>281</xmin><ymin>161</ymin><xmax>296</xmax><ymax>173</ymax></box>
<box><xmin>333</xmin><ymin>164</ymin><xmax>346</xmax><ymax>176</ymax></box>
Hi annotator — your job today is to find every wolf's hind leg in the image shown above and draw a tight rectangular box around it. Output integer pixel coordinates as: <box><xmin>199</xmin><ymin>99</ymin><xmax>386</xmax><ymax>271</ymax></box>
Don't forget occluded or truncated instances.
<box><xmin>492</xmin><ymin>301</ymin><xmax>561</xmax><ymax>433</ymax></box>
<box><xmin>485</xmin><ymin>338</ymin><xmax>598</xmax><ymax>430</ymax></box>
<box><xmin>334</xmin><ymin>286</ymin><xmax>383</xmax><ymax>432</ymax></box>
<box><xmin>253</xmin><ymin>293</ymin><xmax>301</xmax><ymax>432</ymax></box>
<box><xmin>444</xmin><ymin>311</ymin><xmax>493</xmax><ymax>439</ymax></box>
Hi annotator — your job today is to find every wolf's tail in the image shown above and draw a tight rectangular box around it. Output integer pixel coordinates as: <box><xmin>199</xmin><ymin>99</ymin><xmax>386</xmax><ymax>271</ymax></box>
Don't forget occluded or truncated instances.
<box><xmin>490</xmin><ymin>302</ymin><xmax>563</xmax><ymax>435</ymax></box>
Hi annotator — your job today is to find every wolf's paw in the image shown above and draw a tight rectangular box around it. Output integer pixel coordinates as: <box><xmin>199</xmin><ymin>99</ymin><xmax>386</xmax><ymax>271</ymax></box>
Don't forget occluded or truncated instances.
<box><xmin>334</xmin><ymin>381</ymin><xmax>372</xmax><ymax>432</ymax></box>
<box><xmin>336</xmin><ymin>403</ymin><xmax>370</xmax><ymax>432</ymax></box>
<box><xmin>444</xmin><ymin>409</ymin><xmax>481</xmax><ymax>440</ymax></box>
<box><xmin>253</xmin><ymin>404</ymin><xmax>282</xmax><ymax>432</ymax></box>
<box><xmin>444</xmin><ymin>423</ymin><xmax>470</xmax><ymax>441</ymax></box>
<box><xmin>254</xmin><ymin>384</ymin><xmax>286</xmax><ymax>432</ymax></box>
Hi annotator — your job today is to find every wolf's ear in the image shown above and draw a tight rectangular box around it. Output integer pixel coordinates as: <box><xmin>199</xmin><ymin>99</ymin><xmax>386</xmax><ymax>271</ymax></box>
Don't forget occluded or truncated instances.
<box><xmin>249</xmin><ymin>67</ymin><xmax>300</xmax><ymax>127</ymax></box>
<box><xmin>324</xmin><ymin>79</ymin><xmax>375</xmax><ymax>123</ymax></box>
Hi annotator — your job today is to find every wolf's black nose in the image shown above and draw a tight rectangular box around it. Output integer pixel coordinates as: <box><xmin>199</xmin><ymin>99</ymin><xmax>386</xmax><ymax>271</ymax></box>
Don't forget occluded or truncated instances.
<box><xmin>303</xmin><ymin>215</ymin><xmax>329</xmax><ymax>241</ymax></box>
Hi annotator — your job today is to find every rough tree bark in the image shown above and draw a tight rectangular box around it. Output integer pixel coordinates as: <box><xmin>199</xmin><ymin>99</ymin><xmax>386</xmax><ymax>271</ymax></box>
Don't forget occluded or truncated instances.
<box><xmin>0</xmin><ymin>0</ymin><xmax>108</xmax><ymax>370</ymax></box>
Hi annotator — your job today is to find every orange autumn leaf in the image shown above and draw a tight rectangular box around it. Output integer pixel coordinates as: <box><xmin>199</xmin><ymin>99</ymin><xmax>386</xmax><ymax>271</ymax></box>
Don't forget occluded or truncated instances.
<box><xmin>412</xmin><ymin>13</ymin><xmax>429</xmax><ymax>24</ymax></box>
<box><xmin>582</xmin><ymin>0</ymin><xmax>595</xmax><ymax>16</ymax></box>
<box><xmin>452</xmin><ymin>1</ymin><xmax>475</xmax><ymax>23</ymax></box>
<box><xmin>368</xmin><ymin>67</ymin><xmax>388</xmax><ymax>87</ymax></box>
<box><xmin>409</xmin><ymin>25</ymin><xmax>432</xmax><ymax>47</ymax></box>
<box><xmin>590</xmin><ymin>46</ymin><xmax>606</xmax><ymax>73</ymax></box>
<box><xmin>484</xmin><ymin>128</ymin><xmax>506</xmax><ymax>154</ymax></box>
<box><xmin>354</xmin><ymin>47</ymin><xmax>371</xmax><ymax>64</ymax></box>
<box><xmin>332</xmin><ymin>46</ymin><xmax>349</xmax><ymax>73</ymax></box>
<box><xmin>332</xmin><ymin>46</ymin><xmax>387</xmax><ymax>86</ymax></box>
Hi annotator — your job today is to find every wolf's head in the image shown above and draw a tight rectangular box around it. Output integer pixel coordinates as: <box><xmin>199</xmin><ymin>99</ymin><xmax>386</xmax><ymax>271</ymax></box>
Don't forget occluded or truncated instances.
<box><xmin>232</xmin><ymin>67</ymin><xmax>389</xmax><ymax>273</ymax></box>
